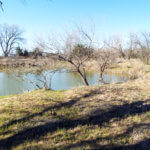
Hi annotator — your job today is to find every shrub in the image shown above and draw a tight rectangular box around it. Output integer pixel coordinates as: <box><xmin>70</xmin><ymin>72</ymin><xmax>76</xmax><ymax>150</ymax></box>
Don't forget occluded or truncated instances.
<box><xmin>72</xmin><ymin>44</ymin><xmax>93</xmax><ymax>58</ymax></box>
<box><xmin>23</xmin><ymin>50</ymin><xmax>29</xmax><ymax>57</ymax></box>
<box><xmin>16</xmin><ymin>47</ymin><xmax>24</xmax><ymax>56</ymax></box>
<box><xmin>16</xmin><ymin>47</ymin><xmax>29</xmax><ymax>57</ymax></box>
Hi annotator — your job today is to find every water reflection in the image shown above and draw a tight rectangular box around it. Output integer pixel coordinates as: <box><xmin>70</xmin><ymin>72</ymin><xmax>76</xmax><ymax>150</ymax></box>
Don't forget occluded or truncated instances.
<box><xmin>0</xmin><ymin>70</ymin><xmax>126</xmax><ymax>96</ymax></box>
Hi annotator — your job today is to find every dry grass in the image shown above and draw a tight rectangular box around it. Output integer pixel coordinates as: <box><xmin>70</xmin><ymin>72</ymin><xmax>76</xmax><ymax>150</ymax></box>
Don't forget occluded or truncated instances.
<box><xmin>0</xmin><ymin>57</ymin><xmax>68</xmax><ymax>73</ymax></box>
<box><xmin>0</xmin><ymin>74</ymin><xmax>150</xmax><ymax>149</ymax></box>
<box><xmin>105</xmin><ymin>58</ymin><xmax>150</xmax><ymax>79</ymax></box>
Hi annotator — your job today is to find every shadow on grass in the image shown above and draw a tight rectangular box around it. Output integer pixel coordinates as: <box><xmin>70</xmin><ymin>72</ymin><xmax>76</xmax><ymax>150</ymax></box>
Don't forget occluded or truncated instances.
<box><xmin>60</xmin><ymin>123</ymin><xmax>150</xmax><ymax>150</ymax></box>
<box><xmin>0</xmin><ymin>89</ymin><xmax>99</xmax><ymax>131</ymax></box>
<box><xmin>0</xmin><ymin>90</ymin><xmax>150</xmax><ymax>149</ymax></box>
<box><xmin>59</xmin><ymin>137</ymin><xmax>150</xmax><ymax>150</ymax></box>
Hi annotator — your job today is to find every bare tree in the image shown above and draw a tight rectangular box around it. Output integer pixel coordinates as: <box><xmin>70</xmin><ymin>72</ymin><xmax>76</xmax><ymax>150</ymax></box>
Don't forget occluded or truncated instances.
<box><xmin>14</xmin><ymin>70</ymin><xmax>58</xmax><ymax>90</ymax></box>
<box><xmin>13</xmin><ymin>58</ymin><xmax>59</xmax><ymax>90</ymax></box>
<box><xmin>136</xmin><ymin>32</ymin><xmax>150</xmax><ymax>64</ymax></box>
<box><xmin>94</xmin><ymin>49</ymin><xmax>116</xmax><ymax>83</ymax></box>
<box><xmin>105</xmin><ymin>35</ymin><xmax>126</xmax><ymax>59</ymax></box>
<box><xmin>126</xmin><ymin>33</ymin><xmax>138</xmax><ymax>59</ymax></box>
<box><xmin>35</xmin><ymin>58</ymin><xmax>59</xmax><ymax>90</ymax></box>
<box><xmin>0</xmin><ymin>24</ymin><xmax>24</xmax><ymax>57</ymax></box>
<box><xmin>37</xmin><ymin>25</ymin><xmax>96</xmax><ymax>86</ymax></box>
<box><xmin>21</xmin><ymin>70</ymin><xmax>58</xmax><ymax>90</ymax></box>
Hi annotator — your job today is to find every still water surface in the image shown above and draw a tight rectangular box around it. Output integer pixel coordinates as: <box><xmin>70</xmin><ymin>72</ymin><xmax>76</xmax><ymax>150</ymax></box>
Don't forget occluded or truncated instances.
<box><xmin>0</xmin><ymin>70</ymin><xmax>126</xmax><ymax>96</ymax></box>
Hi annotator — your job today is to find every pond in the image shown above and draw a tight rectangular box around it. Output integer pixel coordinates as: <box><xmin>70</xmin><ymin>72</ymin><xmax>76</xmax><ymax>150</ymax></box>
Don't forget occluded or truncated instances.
<box><xmin>0</xmin><ymin>70</ymin><xmax>127</xmax><ymax>96</ymax></box>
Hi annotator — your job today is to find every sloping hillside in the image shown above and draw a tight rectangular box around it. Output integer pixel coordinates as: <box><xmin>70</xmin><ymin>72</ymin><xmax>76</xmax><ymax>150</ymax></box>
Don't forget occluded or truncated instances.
<box><xmin>0</xmin><ymin>76</ymin><xmax>150</xmax><ymax>149</ymax></box>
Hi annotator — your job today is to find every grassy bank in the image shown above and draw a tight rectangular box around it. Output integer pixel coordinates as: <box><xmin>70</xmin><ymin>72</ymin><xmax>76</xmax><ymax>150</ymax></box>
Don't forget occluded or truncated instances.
<box><xmin>0</xmin><ymin>75</ymin><xmax>150</xmax><ymax>149</ymax></box>
<box><xmin>105</xmin><ymin>59</ymin><xmax>150</xmax><ymax>79</ymax></box>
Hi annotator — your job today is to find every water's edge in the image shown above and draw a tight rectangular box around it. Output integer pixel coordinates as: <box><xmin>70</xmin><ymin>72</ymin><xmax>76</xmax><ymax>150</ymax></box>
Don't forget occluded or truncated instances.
<box><xmin>0</xmin><ymin>70</ymin><xmax>127</xmax><ymax>96</ymax></box>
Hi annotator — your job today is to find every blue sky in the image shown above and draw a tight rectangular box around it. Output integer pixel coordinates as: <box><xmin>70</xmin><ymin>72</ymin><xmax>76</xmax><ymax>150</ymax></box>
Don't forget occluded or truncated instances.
<box><xmin>0</xmin><ymin>0</ymin><xmax>150</xmax><ymax>49</ymax></box>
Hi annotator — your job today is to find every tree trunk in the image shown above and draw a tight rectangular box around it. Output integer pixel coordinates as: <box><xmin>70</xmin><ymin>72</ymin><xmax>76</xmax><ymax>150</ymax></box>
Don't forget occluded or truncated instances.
<box><xmin>99</xmin><ymin>72</ymin><xmax>105</xmax><ymax>84</ymax></box>
<box><xmin>77</xmin><ymin>69</ymin><xmax>89</xmax><ymax>86</ymax></box>
<box><xmin>4</xmin><ymin>53</ymin><xmax>8</xmax><ymax>57</ymax></box>
<box><xmin>82</xmin><ymin>76</ymin><xmax>89</xmax><ymax>86</ymax></box>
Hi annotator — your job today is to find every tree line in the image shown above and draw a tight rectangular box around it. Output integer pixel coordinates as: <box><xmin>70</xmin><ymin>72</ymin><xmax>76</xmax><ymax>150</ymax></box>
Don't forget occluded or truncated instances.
<box><xmin>0</xmin><ymin>23</ymin><xmax>150</xmax><ymax>87</ymax></box>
